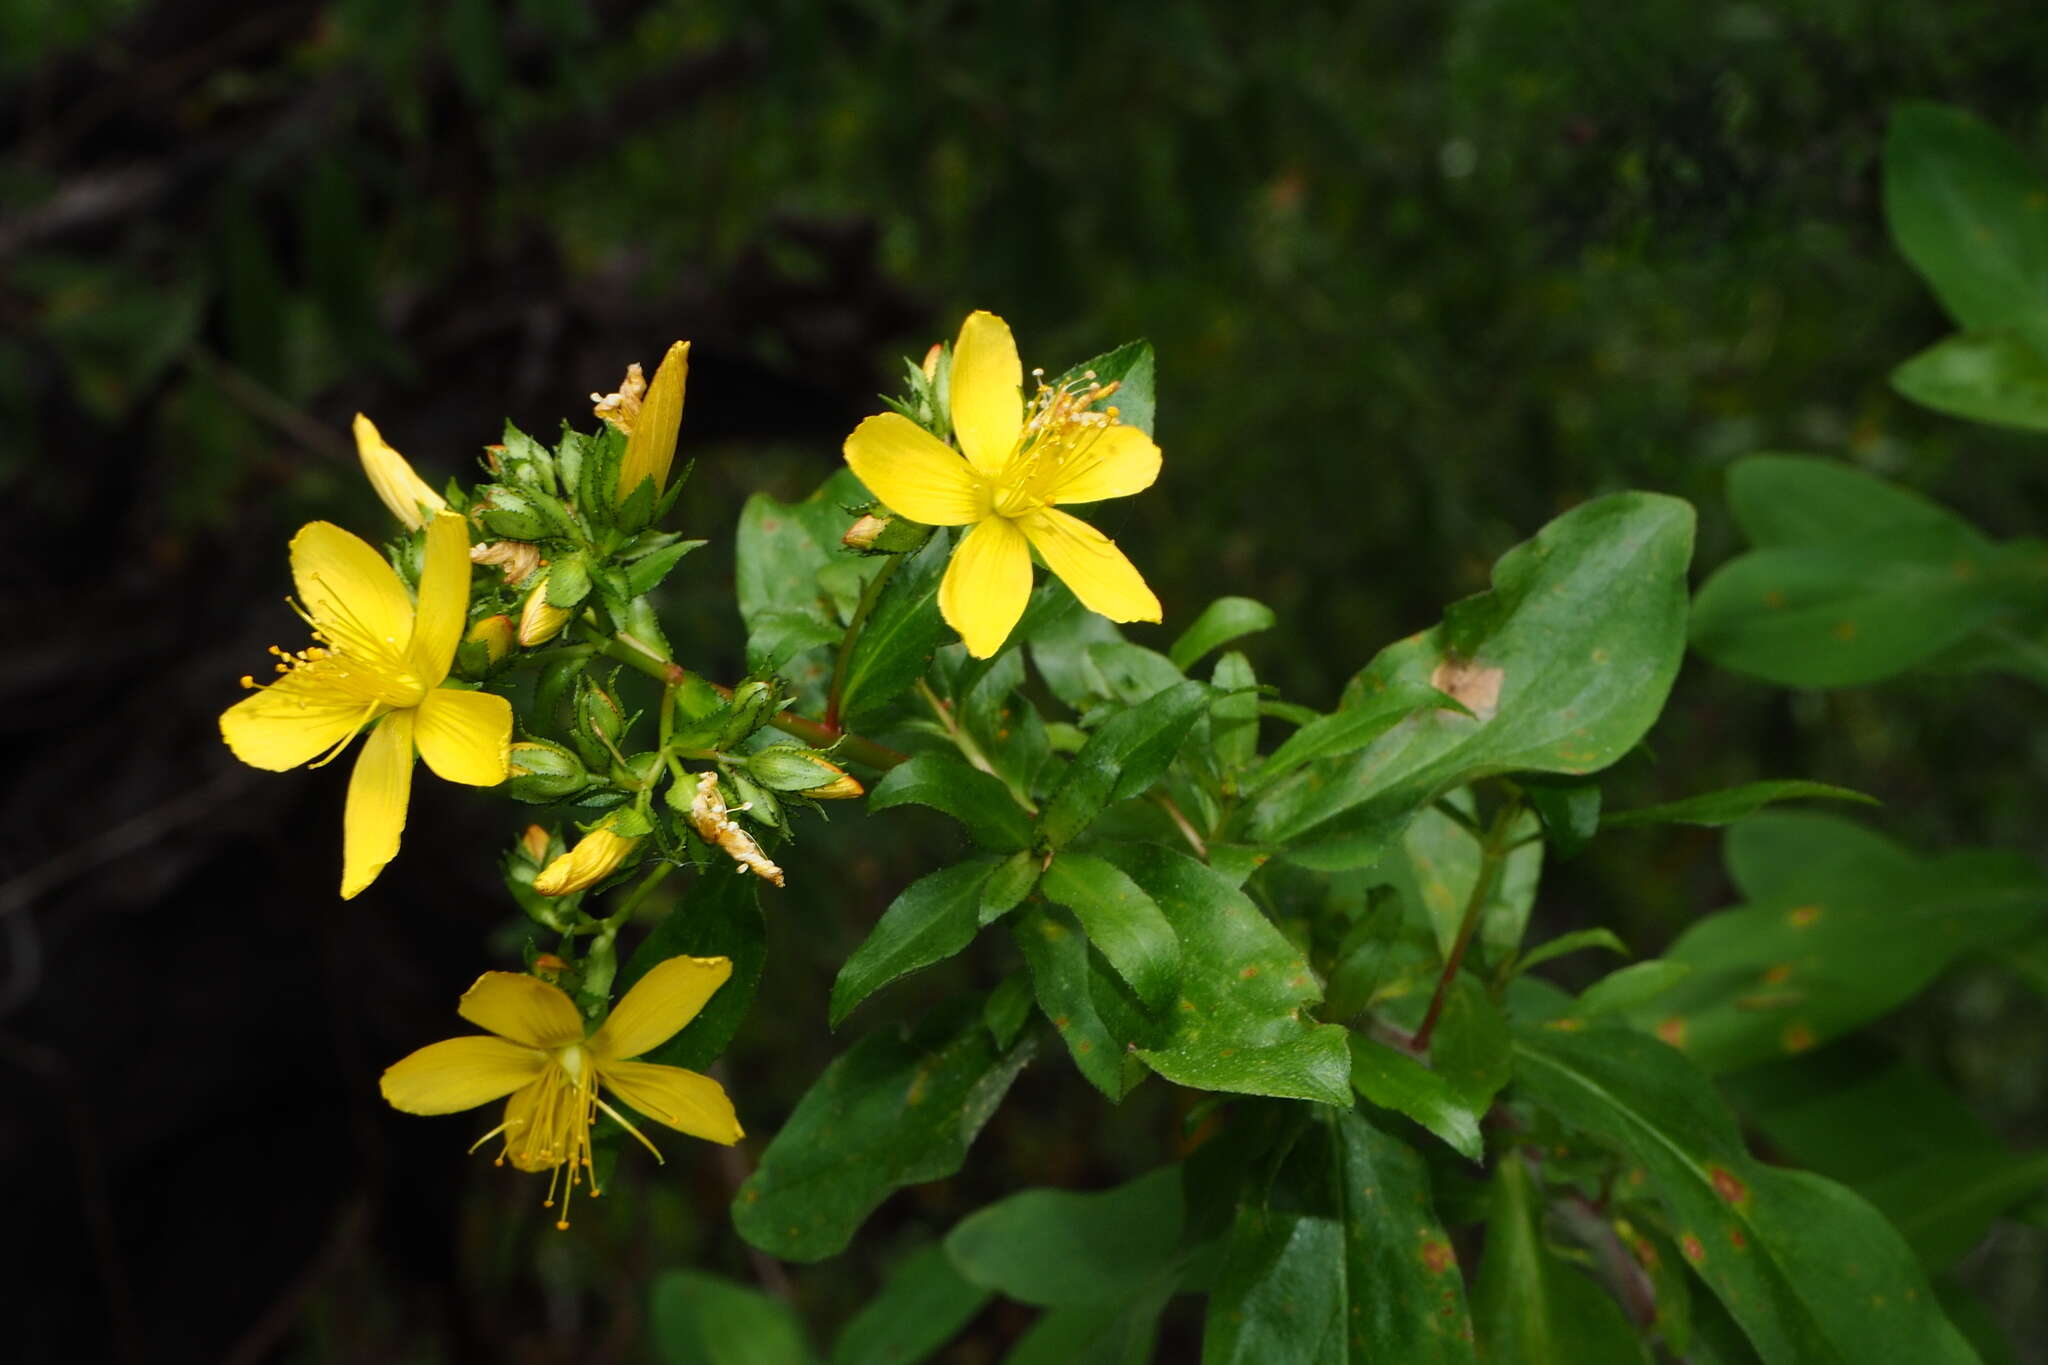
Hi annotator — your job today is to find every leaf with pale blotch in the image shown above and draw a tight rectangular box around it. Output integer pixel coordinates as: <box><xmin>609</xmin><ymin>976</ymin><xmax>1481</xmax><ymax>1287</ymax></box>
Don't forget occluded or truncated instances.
<box><xmin>1511</xmin><ymin>1024</ymin><xmax>1980</xmax><ymax>1365</ymax></box>
<box><xmin>1248</xmin><ymin>494</ymin><xmax>1693</xmax><ymax>870</ymax></box>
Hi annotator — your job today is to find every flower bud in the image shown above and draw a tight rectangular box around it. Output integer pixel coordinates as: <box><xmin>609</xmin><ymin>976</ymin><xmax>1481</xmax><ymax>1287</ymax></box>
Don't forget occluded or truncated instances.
<box><xmin>478</xmin><ymin>488</ymin><xmax>552</xmax><ymax>541</ymax></box>
<box><xmin>529</xmin><ymin>952</ymin><xmax>570</xmax><ymax>985</ymax></box>
<box><xmin>354</xmin><ymin>414</ymin><xmax>447</xmax><ymax>530</ymax></box>
<box><xmin>842</xmin><ymin>513</ymin><xmax>890</xmax><ymax>551</ymax></box>
<box><xmin>841</xmin><ymin>510</ymin><xmax>932</xmax><ymax>555</ymax></box>
<box><xmin>747</xmin><ymin>745</ymin><xmax>864</xmax><ymax>799</ymax></box>
<box><xmin>518</xmin><ymin>824</ymin><xmax>553</xmax><ymax>865</ymax></box>
<box><xmin>533</xmin><ymin>824</ymin><xmax>641</xmax><ymax>897</ymax></box>
<box><xmin>466</xmin><ymin>614</ymin><xmax>515</xmax><ymax>664</ymax></box>
<box><xmin>519</xmin><ymin>575</ymin><xmax>572</xmax><ymax>647</ymax></box>
<box><xmin>616</xmin><ymin>340</ymin><xmax>690</xmax><ymax>503</ymax></box>
<box><xmin>506</xmin><ymin>740</ymin><xmax>589</xmax><ymax>802</ymax></box>
<box><xmin>921</xmin><ymin>342</ymin><xmax>943</xmax><ymax>382</ymax></box>
<box><xmin>719</xmin><ymin>679</ymin><xmax>779</xmax><ymax>748</ymax></box>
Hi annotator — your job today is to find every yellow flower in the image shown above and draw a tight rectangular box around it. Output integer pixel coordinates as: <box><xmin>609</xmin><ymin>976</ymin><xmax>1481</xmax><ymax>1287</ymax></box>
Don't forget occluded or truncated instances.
<box><xmin>533</xmin><ymin>824</ymin><xmax>641</xmax><ymax>897</ymax></box>
<box><xmin>380</xmin><ymin>959</ymin><xmax>743</xmax><ymax>1229</ymax></box>
<box><xmin>353</xmin><ymin>414</ymin><xmax>447</xmax><ymax>530</ymax></box>
<box><xmin>220</xmin><ymin>513</ymin><xmax>513</xmax><ymax>898</ymax></box>
<box><xmin>616</xmin><ymin>340</ymin><xmax>690</xmax><ymax>503</ymax></box>
<box><xmin>843</xmin><ymin>311</ymin><xmax>1162</xmax><ymax>658</ymax></box>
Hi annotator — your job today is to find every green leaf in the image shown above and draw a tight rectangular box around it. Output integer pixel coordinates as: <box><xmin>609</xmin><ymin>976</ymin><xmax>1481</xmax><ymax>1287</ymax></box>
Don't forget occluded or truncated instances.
<box><xmin>1099</xmin><ymin>843</ymin><xmax>1353</xmax><ymax>1105</ymax></box>
<box><xmin>1567</xmin><ymin>960</ymin><xmax>1693</xmax><ymax>1018</ymax></box>
<box><xmin>1039</xmin><ymin>853</ymin><xmax>1182</xmax><ymax>1012</ymax></box>
<box><xmin>1422</xmin><ymin>975</ymin><xmax>1511</xmax><ymax>1112</ymax></box>
<box><xmin>618</xmin><ymin>865</ymin><xmax>765</xmax><ymax>1072</ymax></box>
<box><xmin>1893</xmin><ymin>327</ymin><xmax>2048</xmax><ymax>432</ymax></box>
<box><xmin>1012</xmin><ymin>905</ymin><xmax>1149</xmax><ymax>1100</ymax></box>
<box><xmin>1618</xmin><ymin>813</ymin><xmax>2047</xmax><ymax>1072</ymax></box>
<box><xmin>1521</xmin><ymin>776</ymin><xmax>1602</xmax><ymax>859</ymax></box>
<box><xmin>1885</xmin><ymin>101</ymin><xmax>2048</xmax><ymax>357</ymax></box>
<box><xmin>981</xmin><ymin>850</ymin><xmax>1041</xmax><ymax>924</ymax></box>
<box><xmin>831</xmin><ymin>859</ymin><xmax>1001</xmax><ymax>1027</ymax></box>
<box><xmin>1347</xmin><ymin>1033</ymin><xmax>1484</xmax><ymax>1162</ymax></box>
<box><xmin>735</xmin><ymin>468</ymin><xmax>872</xmax><ymax>632</ymax></box>
<box><xmin>1249</xmin><ymin>494</ymin><xmax>1694</xmax><ymax>870</ymax></box>
<box><xmin>1724</xmin><ymin>1043</ymin><xmax>2048</xmax><ymax>1272</ymax></box>
<box><xmin>946</xmin><ymin>1167</ymin><xmax>1186</xmax><ymax>1306</ymax></box>
<box><xmin>624</xmin><ymin>537</ymin><xmax>707</xmax><ymax>595</ymax></box>
<box><xmin>1244</xmin><ymin>683</ymin><xmax>1463</xmax><ymax>795</ymax></box>
<box><xmin>983</xmin><ymin>971</ymin><xmax>1035</xmax><ymax>1049</ymax></box>
<box><xmin>1513</xmin><ymin>928</ymin><xmax>1632</xmax><ymax>977</ymax></box>
<box><xmin>734</xmin><ymin>998</ymin><xmax>1034</xmax><ymax>1261</ymax></box>
<box><xmin>1209</xmin><ymin>651</ymin><xmax>1261</xmax><ymax>772</ymax></box>
<box><xmin>1040</xmin><ymin>681</ymin><xmax>1209</xmax><ymax>847</ymax></box>
<box><xmin>1602</xmin><ymin>781</ymin><xmax>1877</xmax><ymax>829</ymax></box>
<box><xmin>747</xmin><ymin>609</ymin><xmax>843</xmax><ymax>673</ymax></box>
<box><xmin>1472</xmin><ymin>1154</ymin><xmax>1647</xmax><ymax>1364</ymax></box>
<box><xmin>1170</xmin><ymin>597</ymin><xmax>1276</xmax><ymax>671</ymax></box>
<box><xmin>1005</xmin><ymin>1296</ymin><xmax>1169</xmax><ymax>1365</ymax></box>
<box><xmin>1202</xmin><ymin>1112</ymin><xmax>1478</xmax><ymax>1363</ymax></box>
<box><xmin>546</xmin><ymin>550</ymin><xmax>593</xmax><ymax>607</ymax></box>
<box><xmin>869</xmin><ymin>752</ymin><xmax>1035</xmax><ymax>852</ymax></box>
<box><xmin>1387</xmin><ymin>789</ymin><xmax>1543</xmax><ymax>963</ymax></box>
<box><xmin>1511</xmin><ymin>1025</ymin><xmax>1980</xmax><ymax>1365</ymax></box>
<box><xmin>838</xmin><ymin>534</ymin><xmax>955</xmax><ymax>723</ymax></box>
<box><xmin>1053</xmin><ymin>339</ymin><xmax>1156</xmax><ymax>437</ymax></box>
<box><xmin>829</xmin><ymin>1243</ymin><xmax>991</xmax><ymax>1365</ymax></box>
<box><xmin>1726</xmin><ymin>453</ymin><xmax>1973</xmax><ymax>548</ymax></box>
<box><xmin>650</xmin><ymin>1270</ymin><xmax>818</xmax><ymax>1365</ymax></box>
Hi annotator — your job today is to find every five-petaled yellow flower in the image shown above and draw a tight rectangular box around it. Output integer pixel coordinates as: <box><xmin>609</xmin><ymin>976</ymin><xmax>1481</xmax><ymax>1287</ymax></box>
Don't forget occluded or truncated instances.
<box><xmin>843</xmin><ymin>310</ymin><xmax>1162</xmax><ymax>657</ymax></box>
<box><xmin>219</xmin><ymin>513</ymin><xmax>513</xmax><ymax>898</ymax></box>
<box><xmin>380</xmin><ymin>958</ymin><xmax>743</xmax><ymax>1228</ymax></box>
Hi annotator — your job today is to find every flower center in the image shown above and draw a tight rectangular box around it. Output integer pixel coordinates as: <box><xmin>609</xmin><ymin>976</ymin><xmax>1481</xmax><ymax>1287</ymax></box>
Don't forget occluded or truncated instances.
<box><xmin>990</xmin><ymin>370</ymin><xmax>1124</xmax><ymax>518</ymax></box>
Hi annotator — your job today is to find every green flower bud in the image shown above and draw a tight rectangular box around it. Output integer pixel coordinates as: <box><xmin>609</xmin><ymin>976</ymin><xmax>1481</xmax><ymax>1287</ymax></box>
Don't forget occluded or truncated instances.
<box><xmin>719</xmin><ymin>679</ymin><xmax>780</xmax><ymax>748</ymax></box>
<box><xmin>747</xmin><ymin>745</ymin><xmax>864</xmax><ymax>798</ymax></box>
<box><xmin>573</xmin><ymin>676</ymin><xmax>628</xmax><ymax>769</ymax></box>
<box><xmin>505</xmin><ymin>740</ymin><xmax>589</xmax><ymax>802</ymax></box>
<box><xmin>478</xmin><ymin>487</ymin><xmax>552</xmax><ymax>541</ymax></box>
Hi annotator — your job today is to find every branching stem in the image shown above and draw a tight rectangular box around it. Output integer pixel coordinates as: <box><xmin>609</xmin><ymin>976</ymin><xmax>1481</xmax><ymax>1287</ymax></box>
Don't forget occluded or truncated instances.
<box><xmin>1413</xmin><ymin>796</ymin><xmax>1522</xmax><ymax>1052</ymax></box>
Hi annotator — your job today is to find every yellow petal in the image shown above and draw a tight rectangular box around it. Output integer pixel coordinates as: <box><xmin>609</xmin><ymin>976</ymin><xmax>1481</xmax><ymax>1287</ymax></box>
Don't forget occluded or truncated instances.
<box><xmin>1019</xmin><ymin>507</ymin><xmax>1161</xmax><ymax>625</ymax></box>
<box><xmin>843</xmin><ymin>413</ymin><xmax>986</xmax><ymax>526</ymax></box>
<box><xmin>414</xmin><ymin>686</ymin><xmax>512</xmax><ymax>786</ymax></box>
<box><xmin>1047</xmin><ymin>424</ymin><xmax>1162</xmax><ymax>505</ymax></box>
<box><xmin>950</xmin><ymin>310</ymin><xmax>1023</xmax><ymax>475</ymax></box>
<box><xmin>939</xmin><ymin>516</ymin><xmax>1034</xmax><ymax>658</ymax></box>
<box><xmin>599</xmin><ymin>1059</ymin><xmax>743</xmax><ymax>1145</ymax></box>
<box><xmin>408</xmin><ymin>512</ymin><xmax>472</xmax><ymax>686</ymax></box>
<box><xmin>341</xmin><ymin>708</ymin><xmax>414</xmax><ymax>899</ymax></box>
<box><xmin>532</xmin><ymin>828</ymin><xmax>641</xmax><ymax>897</ymax></box>
<box><xmin>457</xmin><ymin>970</ymin><xmax>585</xmax><ymax>1048</ymax></box>
<box><xmin>353</xmin><ymin>413</ymin><xmax>447</xmax><ymax>530</ymax></box>
<box><xmin>219</xmin><ymin>669</ymin><xmax>372</xmax><ymax>772</ymax></box>
<box><xmin>618</xmin><ymin>340</ymin><xmax>689</xmax><ymax>501</ymax></box>
<box><xmin>588</xmin><ymin>955</ymin><xmax>732</xmax><ymax>1061</ymax></box>
<box><xmin>379</xmin><ymin>1035</ymin><xmax>545</xmax><ymax>1114</ymax></box>
<box><xmin>290</xmin><ymin>521</ymin><xmax>416</xmax><ymax>672</ymax></box>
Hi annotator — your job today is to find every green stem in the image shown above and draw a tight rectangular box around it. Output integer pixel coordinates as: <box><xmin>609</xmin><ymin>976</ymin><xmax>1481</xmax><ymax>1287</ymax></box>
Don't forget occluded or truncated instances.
<box><xmin>916</xmin><ymin>678</ymin><xmax>1036</xmax><ymax>813</ymax></box>
<box><xmin>1413</xmin><ymin>798</ymin><xmax>1521</xmax><ymax>1052</ymax></box>
<box><xmin>825</xmin><ymin>556</ymin><xmax>903</xmax><ymax>730</ymax></box>
<box><xmin>608</xmin><ymin>861</ymin><xmax>675</xmax><ymax>928</ymax></box>
<box><xmin>505</xmin><ymin>642</ymin><xmax>598</xmax><ymax>672</ymax></box>
<box><xmin>594</xmin><ymin>634</ymin><xmax>909</xmax><ymax>770</ymax></box>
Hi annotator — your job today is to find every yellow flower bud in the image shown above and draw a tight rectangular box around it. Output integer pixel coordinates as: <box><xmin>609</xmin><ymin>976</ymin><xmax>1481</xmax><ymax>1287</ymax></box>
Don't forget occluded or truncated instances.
<box><xmin>519</xmin><ymin>575</ymin><xmax>572</xmax><ymax>646</ymax></box>
<box><xmin>843</xmin><ymin>512</ymin><xmax>891</xmax><ymax>551</ymax></box>
<box><xmin>617</xmin><ymin>340</ymin><xmax>690</xmax><ymax>503</ymax></box>
<box><xmin>353</xmin><ymin>413</ymin><xmax>447</xmax><ymax>530</ymax></box>
<box><xmin>533</xmin><ymin>826</ymin><xmax>640</xmax><ymax>897</ymax></box>
<box><xmin>921</xmin><ymin>342</ymin><xmax>943</xmax><ymax>382</ymax></box>
<box><xmin>466</xmin><ymin>614</ymin><xmax>515</xmax><ymax>664</ymax></box>
<box><xmin>518</xmin><ymin>824</ymin><xmax>552</xmax><ymax>864</ymax></box>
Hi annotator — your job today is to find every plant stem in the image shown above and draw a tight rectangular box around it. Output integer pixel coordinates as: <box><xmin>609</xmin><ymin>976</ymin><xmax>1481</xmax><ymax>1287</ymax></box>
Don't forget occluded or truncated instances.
<box><xmin>1153</xmin><ymin>792</ymin><xmax>1208</xmax><ymax>860</ymax></box>
<box><xmin>1413</xmin><ymin>798</ymin><xmax>1521</xmax><ymax>1052</ymax></box>
<box><xmin>825</xmin><ymin>556</ymin><xmax>903</xmax><ymax>730</ymax></box>
<box><xmin>593</xmin><ymin>634</ymin><xmax>909</xmax><ymax>770</ymax></box>
<box><xmin>915</xmin><ymin>678</ymin><xmax>1036</xmax><ymax>812</ymax></box>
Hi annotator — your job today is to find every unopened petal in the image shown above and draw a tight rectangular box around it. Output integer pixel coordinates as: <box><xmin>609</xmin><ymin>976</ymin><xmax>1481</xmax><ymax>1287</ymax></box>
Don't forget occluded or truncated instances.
<box><xmin>843</xmin><ymin>413</ymin><xmax>985</xmax><ymax>526</ymax></box>
<box><xmin>939</xmin><ymin>516</ymin><xmax>1033</xmax><ymax>658</ymax></box>
<box><xmin>219</xmin><ymin>670</ymin><xmax>371</xmax><ymax>772</ymax></box>
<box><xmin>599</xmin><ymin>1060</ymin><xmax>743</xmax><ymax>1145</ymax></box>
<box><xmin>341</xmin><ymin>708</ymin><xmax>414</xmax><ymax>899</ymax></box>
<box><xmin>380</xmin><ymin>1035</ymin><xmax>544</xmax><ymax>1114</ymax></box>
<box><xmin>588</xmin><ymin>956</ymin><xmax>732</xmax><ymax>1062</ymax></box>
<box><xmin>414</xmin><ymin>686</ymin><xmax>511</xmax><ymax>786</ymax></box>
<box><xmin>457</xmin><ymin>970</ymin><xmax>585</xmax><ymax>1049</ymax></box>
<box><xmin>1019</xmin><ymin>507</ymin><xmax>1161</xmax><ymax>624</ymax></box>
<box><xmin>408</xmin><ymin>512</ymin><xmax>473</xmax><ymax>686</ymax></box>
<box><xmin>1046</xmin><ymin>424</ymin><xmax>1162</xmax><ymax>505</ymax></box>
<box><xmin>290</xmin><ymin>522</ymin><xmax>416</xmax><ymax>670</ymax></box>
<box><xmin>353</xmin><ymin>414</ymin><xmax>447</xmax><ymax>530</ymax></box>
<box><xmin>532</xmin><ymin>828</ymin><xmax>640</xmax><ymax>897</ymax></box>
<box><xmin>618</xmin><ymin>340</ymin><xmax>689</xmax><ymax>500</ymax></box>
<box><xmin>950</xmin><ymin>310</ymin><xmax>1024</xmax><ymax>476</ymax></box>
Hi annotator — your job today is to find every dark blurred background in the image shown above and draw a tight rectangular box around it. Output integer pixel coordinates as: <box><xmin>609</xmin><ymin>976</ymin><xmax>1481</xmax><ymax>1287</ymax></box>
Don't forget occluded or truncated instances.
<box><xmin>6</xmin><ymin>1</ymin><xmax>2048</xmax><ymax>1361</ymax></box>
